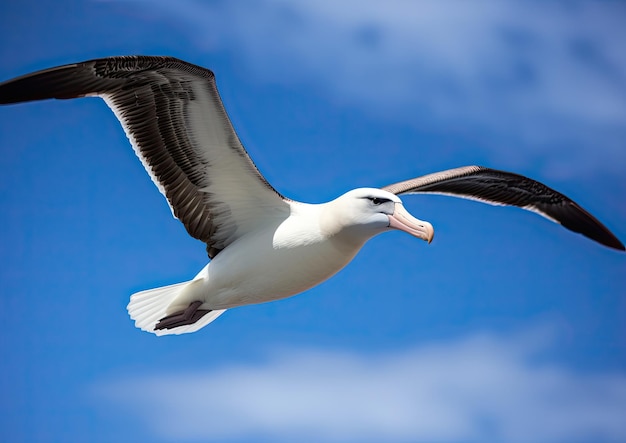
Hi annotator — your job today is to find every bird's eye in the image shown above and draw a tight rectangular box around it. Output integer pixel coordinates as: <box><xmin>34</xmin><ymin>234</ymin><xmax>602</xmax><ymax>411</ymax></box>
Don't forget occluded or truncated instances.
<box><xmin>370</xmin><ymin>197</ymin><xmax>385</xmax><ymax>205</ymax></box>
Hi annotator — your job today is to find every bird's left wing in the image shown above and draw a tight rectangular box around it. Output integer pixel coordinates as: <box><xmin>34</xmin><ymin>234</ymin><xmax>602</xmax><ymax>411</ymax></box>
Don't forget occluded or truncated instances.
<box><xmin>382</xmin><ymin>165</ymin><xmax>624</xmax><ymax>250</ymax></box>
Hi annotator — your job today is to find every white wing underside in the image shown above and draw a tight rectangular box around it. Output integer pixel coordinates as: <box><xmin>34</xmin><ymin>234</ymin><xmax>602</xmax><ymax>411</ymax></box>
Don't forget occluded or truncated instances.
<box><xmin>0</xmin><ymin>56</ymin><xmax>292</xmax><ymax>258</ymax></box>
<box><xmin>102</xmin><ymin>89</ymin><xmax>288</xmax><ymax>245</ymax></box>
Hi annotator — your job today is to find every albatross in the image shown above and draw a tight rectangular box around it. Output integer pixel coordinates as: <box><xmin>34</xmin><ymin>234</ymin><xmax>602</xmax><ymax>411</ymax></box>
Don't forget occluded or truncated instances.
<box><xmin>0</xmin><ymin>56</ymin><xmax>623</xmax><ymax>336</ymax></box>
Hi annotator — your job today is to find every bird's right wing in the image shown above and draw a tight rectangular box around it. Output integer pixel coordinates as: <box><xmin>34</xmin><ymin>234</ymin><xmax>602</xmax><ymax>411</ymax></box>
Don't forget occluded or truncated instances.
<box><xmin>0</xmin><ymin>56</ymin><xmax>291</xmax><ymax>258</ymax></box>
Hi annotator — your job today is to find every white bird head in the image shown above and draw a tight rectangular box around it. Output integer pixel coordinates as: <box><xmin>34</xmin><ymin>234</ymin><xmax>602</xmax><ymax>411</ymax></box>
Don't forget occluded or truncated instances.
<box><xmin>322</xmin><ymin>188</ymin><xmax>435</xmax><ymax>244</ymax></box>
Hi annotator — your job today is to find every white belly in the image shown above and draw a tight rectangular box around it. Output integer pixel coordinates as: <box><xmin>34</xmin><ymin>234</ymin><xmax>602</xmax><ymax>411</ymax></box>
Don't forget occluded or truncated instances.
<box><xmin>166</xmin><ymin>200</ymin><xmax>374</xmax><ymax>312</ymax></box>
<box><xmin>199</xmin><ymin>228</ymin><xmax>362</xmax><ymax>309</ymax></box>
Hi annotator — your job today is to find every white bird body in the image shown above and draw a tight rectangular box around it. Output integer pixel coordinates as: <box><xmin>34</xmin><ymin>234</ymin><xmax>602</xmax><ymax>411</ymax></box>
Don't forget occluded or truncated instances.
<box><xmin>165</xmin><ymin>195</ymin><xmax>394</xmax><ymax>312</ymax></box>
<box><xmin>0</xmin><ymin>56</ymin><xmax>622</xmax><ymax>336</ymax></box>
<box><xmin>130</xmin><ymin>192</ymin><xmax>411</xmax><ymax>335</ymax></box>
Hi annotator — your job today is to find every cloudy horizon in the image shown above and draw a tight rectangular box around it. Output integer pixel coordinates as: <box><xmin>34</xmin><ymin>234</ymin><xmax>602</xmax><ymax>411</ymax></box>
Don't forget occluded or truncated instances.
<box><xmin>94</xmin><ymin>327</ymin><xmax>626</xmax><ymax>442</ymax></box>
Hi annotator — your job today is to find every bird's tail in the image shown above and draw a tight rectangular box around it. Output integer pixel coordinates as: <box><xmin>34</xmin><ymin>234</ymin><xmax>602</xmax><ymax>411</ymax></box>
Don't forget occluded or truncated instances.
<box><xmin>127</xmin><ymin>279</ymin><xmax>226</xmax><ymax>336</ymax></box>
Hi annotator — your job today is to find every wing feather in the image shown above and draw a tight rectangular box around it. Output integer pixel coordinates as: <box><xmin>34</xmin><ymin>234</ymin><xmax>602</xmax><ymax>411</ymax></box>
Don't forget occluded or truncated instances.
<box><xmin>0</xmin><ymin>56</ymin><xmax>290</xmax><ymax>258</ymax></box>
<box><xmin>382</xmin><ymin>166</ymin><xmax>624</xmax><ymax>250</ymax></box>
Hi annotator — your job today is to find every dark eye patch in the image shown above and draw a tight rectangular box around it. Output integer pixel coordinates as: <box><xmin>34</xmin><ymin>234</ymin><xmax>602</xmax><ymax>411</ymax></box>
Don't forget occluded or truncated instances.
<box><xmin>369</xmin><ymin>197</ymin><xmax>388</xmax><ymax>205</ymax></box>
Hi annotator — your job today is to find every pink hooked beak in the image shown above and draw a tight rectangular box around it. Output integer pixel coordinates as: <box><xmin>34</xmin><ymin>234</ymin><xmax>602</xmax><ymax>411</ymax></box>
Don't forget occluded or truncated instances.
<box><xmin>387</xmin><ymin>203</ymin><xmax>434</xmax><ymax>244</ymax></box>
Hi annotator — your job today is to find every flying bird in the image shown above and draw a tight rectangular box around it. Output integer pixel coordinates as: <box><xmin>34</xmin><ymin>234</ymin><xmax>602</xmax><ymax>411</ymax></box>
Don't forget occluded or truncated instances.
<box><xmin>0</xmin><ymin>56</ymin><xmax>622</xmax><ymax>336</ymax></box>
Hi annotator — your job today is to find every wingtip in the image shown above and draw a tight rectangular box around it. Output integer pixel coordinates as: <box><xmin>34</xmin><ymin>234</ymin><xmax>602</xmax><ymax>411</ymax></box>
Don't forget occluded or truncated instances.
<box><xmin>596</xmin><ymin>236</ymin><xmax>625</xmax><ymax>251</ymax></box>
<box><xmin>560</xmin><ymin>201</ymin><xmax>625</xmax><ymax>252</ymax></box>
<box><xmin>0</xmin><ymin>63</ymin><xmax>85</xmax><ymax>104</ymax></box>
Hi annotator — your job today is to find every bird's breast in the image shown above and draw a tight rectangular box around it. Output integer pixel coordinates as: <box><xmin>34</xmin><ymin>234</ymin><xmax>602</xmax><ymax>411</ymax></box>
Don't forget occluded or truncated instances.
<box><xmin>204</xmin><ymin>220</ymin><xmax>364</xmax><ymax>309</ymax></box>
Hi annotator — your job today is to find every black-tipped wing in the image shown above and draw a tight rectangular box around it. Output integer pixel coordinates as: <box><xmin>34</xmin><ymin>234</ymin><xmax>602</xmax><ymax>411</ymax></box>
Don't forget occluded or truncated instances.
<box><xmin>382</xmin><ymin>165</ymin><xmax>624</xmax><ymax>250</ymax></box>
<box><xmin>0</xmin><ymin>56</ymin><xmax>290</xmax><ymax>258</ymax></box>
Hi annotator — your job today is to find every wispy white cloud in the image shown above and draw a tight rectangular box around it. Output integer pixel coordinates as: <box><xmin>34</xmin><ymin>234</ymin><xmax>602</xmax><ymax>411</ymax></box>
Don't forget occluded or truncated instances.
<box><xmin>94</xmin><ymin>330</ymin><xmax>626</xmax><ymax>442</ymax></box>
<box><xmin>112</xmin><ymin>0</ymin><xmax>626</xmax><ymax>176</ymax></box>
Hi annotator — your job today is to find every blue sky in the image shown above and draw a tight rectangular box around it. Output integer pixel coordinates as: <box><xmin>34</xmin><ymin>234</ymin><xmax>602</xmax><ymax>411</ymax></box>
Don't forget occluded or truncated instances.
<box><xmin>0</xmin><ymin>1</ymin><xmax>625</xmax><ymax>442</ymax></box>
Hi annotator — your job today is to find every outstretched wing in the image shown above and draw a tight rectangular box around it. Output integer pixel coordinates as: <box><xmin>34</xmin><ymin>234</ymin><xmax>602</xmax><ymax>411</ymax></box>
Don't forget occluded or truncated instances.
<box><xmin>382</xmin><ymin>165</ymin><xmax>624</xmax><ymax>250</ymax></box>
<box><xmin>0</xmin><ymin>56</ymin><xmax>290</xmax><ymax>258</ymax></box>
